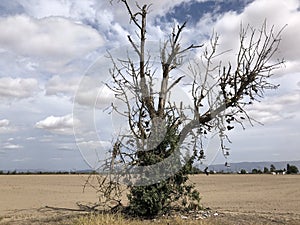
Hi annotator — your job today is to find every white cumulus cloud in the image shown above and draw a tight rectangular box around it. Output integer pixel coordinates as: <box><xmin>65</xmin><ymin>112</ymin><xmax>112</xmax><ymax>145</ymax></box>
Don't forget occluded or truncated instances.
<box><xmin>0</xmin><ymin>119</ymin><xmax>10</xmax><ymax>127</ymax></box>
<box><xmin>247</xmin><ymin>91</ymin><xmax>300</xmax><ymax>124</ymax></box>
<box><xmin>0</xmin><ymin>119</ymin><xmax>17</xmax><ymax>134</ymax></box>
<box><xmin>45</xmin><ymin>75</ymin><xmax>80</xmax><ymax>96</ymax></box>
<box><xmin>3</xmin><ymin>143</ymin><xmax>23</xmax><ymax>150</ymax></box>
<box><xmin>0</xmin><ymin>77</ymin><xmax>39</xmax><ymax>100</ymax></box>
<box><xmin>35</xmin><ymin>114</ymin><xmax>78</xmax><ymax>135</ymax></box>
<box><xmin>0</xmin><ymin>15</ymin><xmax>104</xmax><ymax>59</ymax></box>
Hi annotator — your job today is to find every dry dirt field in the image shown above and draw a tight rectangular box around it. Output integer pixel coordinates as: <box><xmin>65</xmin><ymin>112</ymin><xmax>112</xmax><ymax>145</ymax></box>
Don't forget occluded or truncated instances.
<box><xmin>0</xmin><ymin>174</ymin><xmax>299</xmax><ymax>224</ymax></box>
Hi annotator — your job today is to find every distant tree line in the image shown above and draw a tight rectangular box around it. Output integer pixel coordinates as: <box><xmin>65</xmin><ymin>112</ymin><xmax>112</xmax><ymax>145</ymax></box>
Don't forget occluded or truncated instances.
<box><xmin>1</xmin><ymin>164</ymin><xmax>297</xmax><ymax>175</ymax></box>
<box><xmin>286</xmin><ymin>164</ymin><xmax>299</xmax><ymax>174</ymax></box>
<box><xmin>240</xmin><ymin>164</ymin><xmax>299</xmax><ymax>174</ymax></box>
<box><xmin>0</xmin><ymin>170</ymin><xmax>96</xmax><ymax>175</ymax></box>
<box><xmin>179</xmin><ymin>163</ymin><xmax>299</xmax><ymax>175</ymax></box>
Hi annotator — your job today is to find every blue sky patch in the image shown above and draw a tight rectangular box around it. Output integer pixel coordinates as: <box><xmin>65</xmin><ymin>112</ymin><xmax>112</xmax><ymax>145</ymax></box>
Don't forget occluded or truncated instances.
<box><xmin>160</xmin><ymin>0</ymin><xmax>254</xmax><ymax>25</ymax></box>
<box><xmin>0</xmin><ymin>0</ymin><xmax>25</xmax><ymax>17</ymax></box>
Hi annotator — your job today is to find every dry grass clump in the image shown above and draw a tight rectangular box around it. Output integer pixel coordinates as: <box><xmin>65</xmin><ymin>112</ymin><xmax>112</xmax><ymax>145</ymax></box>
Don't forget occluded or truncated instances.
<box><xmin>74</xmin><ymin>213</ymin><xmax>224</xmax><ymax>225</ymax></box>
<box><xmin>73</xmin><ymin>212</ymin><xmax>300</xmax><ymax>225</ymax></box>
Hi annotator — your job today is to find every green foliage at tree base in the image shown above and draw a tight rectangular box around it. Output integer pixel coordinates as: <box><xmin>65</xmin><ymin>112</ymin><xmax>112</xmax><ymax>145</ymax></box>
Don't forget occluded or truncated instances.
<box><xmin>127</xmin><ymin>172</ymin><xmax>201</xmax><ymax>218</ymax></box>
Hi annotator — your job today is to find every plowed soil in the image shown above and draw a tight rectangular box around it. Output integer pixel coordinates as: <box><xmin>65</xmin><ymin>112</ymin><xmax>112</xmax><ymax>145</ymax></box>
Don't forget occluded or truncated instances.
<box><xmin>0</xmin><ymin>174</ymin><xmax>299</xmax><ymax>224</ymax></box>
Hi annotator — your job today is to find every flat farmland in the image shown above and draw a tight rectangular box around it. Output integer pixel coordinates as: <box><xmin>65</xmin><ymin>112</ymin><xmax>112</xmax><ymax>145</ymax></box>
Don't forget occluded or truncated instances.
<box><xmin>190</xmin><ymin>174</ymin><xmax>300</xmax><ymax>224</ymax></box>
<box><xmin>0</xmin><ymin>174</ymin><xmax>299</xmax><ymax>224</ymax></box>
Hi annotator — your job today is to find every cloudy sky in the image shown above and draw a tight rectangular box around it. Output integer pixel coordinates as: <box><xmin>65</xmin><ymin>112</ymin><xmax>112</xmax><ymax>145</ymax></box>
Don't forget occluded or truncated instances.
<box><xmin>0</xmin><ymin>0</ymin><xmax>299</xmax><ymax>171</ymax></box>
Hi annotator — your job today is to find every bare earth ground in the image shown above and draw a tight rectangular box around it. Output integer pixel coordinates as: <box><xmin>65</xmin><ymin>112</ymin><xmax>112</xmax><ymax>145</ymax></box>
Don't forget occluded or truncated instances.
<box><xmin>190</xmin><ymin>174</ymin><xmax>300</xmax><ymax>224</ymax></box>
<box><xmin>0</xmin><ymin>174</ymin><xmax>299</xmax><ymax>224</ymax></box>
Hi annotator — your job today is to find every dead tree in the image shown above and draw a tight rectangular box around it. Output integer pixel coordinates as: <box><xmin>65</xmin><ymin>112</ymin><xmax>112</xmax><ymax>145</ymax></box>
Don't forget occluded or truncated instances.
<box><xmin>91</xmin><ymin>0</ymin><xmax>284</xmax><ymax>216</ymax></box>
